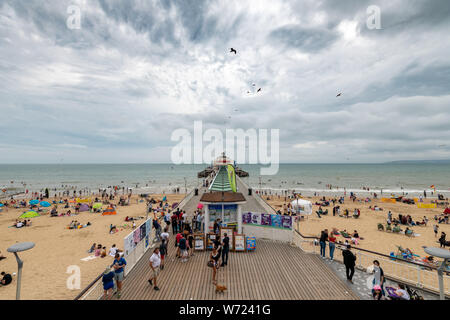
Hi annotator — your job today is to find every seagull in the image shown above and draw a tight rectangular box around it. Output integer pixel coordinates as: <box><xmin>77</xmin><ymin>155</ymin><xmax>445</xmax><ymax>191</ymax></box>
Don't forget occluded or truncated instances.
<box><xmin>336</xmin><ymin>93</ymin><xmax>342</xmax><ymax>97</ymax></box>
<box><xmin>230</xmin><ymin>48</ymin><xmax>237</xmax><ymax>54</ymax></box>
<box><xmin>257</xmin><ymin>88</ymin><xmax>262</xmax><ymax>93</ymax></box>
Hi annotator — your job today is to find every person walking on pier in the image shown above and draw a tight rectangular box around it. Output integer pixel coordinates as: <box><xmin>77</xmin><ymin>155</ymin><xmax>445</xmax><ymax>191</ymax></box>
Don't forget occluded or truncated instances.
<box><xmin>342</xmin><ymin>245</ymin><xmax>356</xmax><ymax>283</ymax></box>
<box><xmin>319</xmin><ymin>229</ymin><xmax>328</xmax><ymax>258</ymax></box>
<box><xmin>221</xmin><ymin>233</ymin><xmax>230</xmax><ymax>266</ymax></box>
<box><xmin>210</xmin><ymin>246</ymin><xmax>221</xmax><ymax>285</ymax></box>
<box><xmin>112</xmin><ymin>253</ymin><xmax>127</xmax><ymax>298</ymax></box>
<box><xmin>148</xmin><ymin>247</ymin><xmax>161</xmax><ymax>291</ymax></box>
<box><xmin>328</xmin><ymin>231</ymin><xmax>336</xmax><ymax>261</ymax></box>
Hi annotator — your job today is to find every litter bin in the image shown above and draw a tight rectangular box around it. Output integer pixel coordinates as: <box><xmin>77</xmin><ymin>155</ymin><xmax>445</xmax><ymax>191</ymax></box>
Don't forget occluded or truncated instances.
<box><xmin>195</xmin><ymin>188</ymin><xmax>198</xmax><ymax>196</ymax></box>
<box><xmin>248</xmin><ymin>188</ymin><xmax>252</xmax><ymax>196</ymax></box>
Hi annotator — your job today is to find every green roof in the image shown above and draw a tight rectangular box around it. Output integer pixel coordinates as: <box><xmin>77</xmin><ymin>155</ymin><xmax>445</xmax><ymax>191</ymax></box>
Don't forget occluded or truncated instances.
<box><xmin>209</xmin><ymin>166</ymin><xmax>232</xmax><ymax>192</ymax></box>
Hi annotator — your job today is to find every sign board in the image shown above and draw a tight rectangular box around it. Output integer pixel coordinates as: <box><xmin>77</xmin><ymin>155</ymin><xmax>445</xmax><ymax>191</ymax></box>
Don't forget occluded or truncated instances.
<box><xmin>234</xmin><ymin>234</ymin><xmax>245</xmax><ymax>251</ymax></box>
<box><xmin>206</xmin><ymin>233</ymin><xmax>217</xmax><ymax>250</ymax></box>
<box><xmin>246</xmin><ymin>236</ymin><xmax>256</xmax><ymax>251</ymax></box>
<box><xmin>220</xmin><ymin>227</ymin><xmax>234</xmax><ymax>251</ymax></box>
<box><xmin>242</xmin><ymin>212</ymin><xmax>293</xmax><ymax>230</ymax></box>
<box><xmin>194</xmin><ymin>233</ymin><xmax>205</xmax><ymax>251</ymax></box>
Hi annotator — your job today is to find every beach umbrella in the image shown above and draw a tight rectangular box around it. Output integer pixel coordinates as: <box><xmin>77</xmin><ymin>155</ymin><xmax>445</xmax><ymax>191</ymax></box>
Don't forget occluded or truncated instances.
<box><xmin>197</xmin><ymin>203</ymin><xmax>204</xmax><ymax>209</ymax></box>
<box><xmin>93</xmin><ymin>202</ymin><xmax>103</xmax><ymax>210</ymax></box>
<box><xmin>19</xmin><ymin>211</ymin><xmax>40</xmax><ymax>219</ymax></box>
<box><xmin>29</xmin><ymin>200</ymin><xmax>39</xmax><ymax>205</ymax></box>
<box><xmin>162</xmin><ymin>196</ymin><xmax>167</xmax><ymax>202</ymax></box>
<box><xmin>0</xmin><ymin>203</ymin><xmax>4</xmax><ymax>207</ymax></box>
<box><xmin>40</xmin><ymin>201</ymin><xmax>51</xmax><ymax>207</ymax></box>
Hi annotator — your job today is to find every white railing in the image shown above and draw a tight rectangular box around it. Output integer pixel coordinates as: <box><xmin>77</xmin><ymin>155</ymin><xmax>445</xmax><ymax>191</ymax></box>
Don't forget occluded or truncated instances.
<box><xmin>292</xmin><ymin>230</ymin><xmax>450</xmax><ymax>296</ymax></box>
<box><xmin>75</xmin><ymin>185</ymin><xmax>200</xmax><ymax>300</ymax></box>
<box><xmin>76</xmin><ymin>218</ymin><xmax>156</xmax><ymax>300</ymax></box>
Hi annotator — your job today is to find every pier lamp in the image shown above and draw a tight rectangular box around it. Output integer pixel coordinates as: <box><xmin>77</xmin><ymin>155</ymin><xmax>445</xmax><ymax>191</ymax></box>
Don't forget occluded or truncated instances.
<box><xmin>7</xmin><ymin>242</ymin><xmax>35</xmax><ymax>300</ymax></box>
<box><xmin>423</xmin><ymin>246</ymin><xmax>450</xmax><ymax>300</ymax></box>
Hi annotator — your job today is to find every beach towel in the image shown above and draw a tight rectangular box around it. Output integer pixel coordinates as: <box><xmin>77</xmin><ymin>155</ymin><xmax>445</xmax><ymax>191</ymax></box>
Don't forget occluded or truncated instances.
<box><xmin>81</xmin><ymin>255</ymin><xmax>97</xmax><ymax>262</ymax></box>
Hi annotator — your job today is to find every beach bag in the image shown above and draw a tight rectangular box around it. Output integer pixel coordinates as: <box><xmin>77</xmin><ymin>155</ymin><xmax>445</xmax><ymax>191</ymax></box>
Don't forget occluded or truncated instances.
<box><xmin>207</xmin><ymin>260</ymin><xmax>214</xmax><ymax>268</ymax></box>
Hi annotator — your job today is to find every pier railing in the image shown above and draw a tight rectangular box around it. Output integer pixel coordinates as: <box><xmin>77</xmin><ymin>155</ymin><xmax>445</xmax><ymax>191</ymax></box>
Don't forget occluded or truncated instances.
<box><xmin>293</xmin><ymin>228</ymin><xmax>450</xmax><ymax>297</ymax></box>
<box><xmin>74</xmin><ymin>218</ymin><xmax>159</xmax><ymax>300</ymax></box>
<box><xmin>74</xmin><ymin>187</ymin><xmax>198</xmax><ymax>300</ymax></box>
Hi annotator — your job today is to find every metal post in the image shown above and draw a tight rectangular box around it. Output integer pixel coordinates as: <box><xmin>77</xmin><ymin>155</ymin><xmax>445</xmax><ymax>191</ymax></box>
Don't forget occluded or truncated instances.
<box><xmin>13</xmin><ymin>252</ymin><xmax>23</xmax><ymax>300</ymax></box>
<box><xmin>437</xmin><ymin>259</ymin><xmax>447</xmax><ymax>300</ymax></box>
<box><xmin>417</xmin><ymin>264</ymin><xmax>421</xmax><ymax>287</ymax></box>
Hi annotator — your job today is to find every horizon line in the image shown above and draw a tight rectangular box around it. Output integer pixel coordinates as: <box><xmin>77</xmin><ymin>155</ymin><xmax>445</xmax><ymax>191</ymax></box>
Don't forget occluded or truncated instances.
<box><xmin>0</xmin><ymin>161</ymin><xmax>448</xmax><ymax>165</ymax></box>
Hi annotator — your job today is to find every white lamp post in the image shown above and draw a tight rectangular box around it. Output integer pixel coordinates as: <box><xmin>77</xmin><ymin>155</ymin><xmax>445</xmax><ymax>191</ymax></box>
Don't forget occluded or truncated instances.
<box><xmin>423</xmin><ymin>246</ymin><xmax>450</xmax><ymax>300</ymax></box>
<box><xmin>7</xmin><ymin>242</ymin><xmax>35</xmax><ymax>300</ymax></box>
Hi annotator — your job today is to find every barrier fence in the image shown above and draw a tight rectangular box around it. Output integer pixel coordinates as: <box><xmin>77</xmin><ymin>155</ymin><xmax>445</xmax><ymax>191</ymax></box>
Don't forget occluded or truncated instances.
<box><xmin>292</xmin><ymin>228</ymin><xmax>450</xmax><ymax>297</ymax></box>
<box><xmin>74</xmin><ymin>187</ymin><xmax>198</xmax><ymax>300</ymax></box>
<box><xmin>74</xmin><ymin>218</ymin><xmax>156</xmax><ymax>300</ymax></box>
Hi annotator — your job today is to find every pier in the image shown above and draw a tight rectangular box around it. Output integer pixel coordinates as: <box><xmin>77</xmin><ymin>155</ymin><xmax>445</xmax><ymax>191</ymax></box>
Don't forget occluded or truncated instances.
<box><xmin>115</xmin><ymin>177</ymin><xmax>359</xmax><ymax>300</ymax></box>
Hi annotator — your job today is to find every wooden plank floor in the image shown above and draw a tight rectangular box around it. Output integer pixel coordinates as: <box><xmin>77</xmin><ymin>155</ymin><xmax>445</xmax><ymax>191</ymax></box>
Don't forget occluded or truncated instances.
<box><xmin>117</xmin><ymin>237</ymin><xmax>359</xmax><ymax>300</ymax></box>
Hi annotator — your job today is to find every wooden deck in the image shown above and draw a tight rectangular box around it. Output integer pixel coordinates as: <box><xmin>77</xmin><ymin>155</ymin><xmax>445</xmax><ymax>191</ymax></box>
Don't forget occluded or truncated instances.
<box><xmin>117</xmin><ymin>237</ymin><xmax>359</xmax><ymax>300</ymax></box>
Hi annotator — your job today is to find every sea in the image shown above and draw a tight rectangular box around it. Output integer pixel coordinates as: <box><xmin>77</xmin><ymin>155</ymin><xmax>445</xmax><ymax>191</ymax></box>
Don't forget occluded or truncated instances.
<box><xmin>1</xmin><ymin>163</ymin><xmax>449</xmax><ymax>198</ymax></box>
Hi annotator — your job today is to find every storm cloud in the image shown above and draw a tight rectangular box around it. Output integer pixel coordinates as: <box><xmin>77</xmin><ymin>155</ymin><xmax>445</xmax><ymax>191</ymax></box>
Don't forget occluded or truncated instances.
<box><xmin>0</xmin><ymin>0</ymin><xmax>449</xmax><ymax>164</ymax></box>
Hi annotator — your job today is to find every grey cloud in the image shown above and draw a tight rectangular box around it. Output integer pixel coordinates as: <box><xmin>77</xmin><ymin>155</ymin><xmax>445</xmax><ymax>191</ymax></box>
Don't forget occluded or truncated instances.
<box><xmin>269</xmin><ymin>25</ymin><xmax>338</xmax><ymax>53</ymax></box>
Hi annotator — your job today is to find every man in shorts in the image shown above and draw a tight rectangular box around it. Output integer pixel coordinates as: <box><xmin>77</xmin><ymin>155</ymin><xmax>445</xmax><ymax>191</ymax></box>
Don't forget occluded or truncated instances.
<box><xmin>179</xmin><ymin>234</ymin><xmax>188</xmax><ymax>262</ymax></box>
<box><xmin>112</xmin><ymin>253</ymin><xmax>127</xmax><ymax>298</ymax></box>
<box><xmin>159</xmin><ymin>239</ymin><xmax>167</xmax><ymax>270</ymax></box>
<box><xmin>148</xmin><ymin>247</ymin><xmax>161</xmax><ymax>291</ymax></box>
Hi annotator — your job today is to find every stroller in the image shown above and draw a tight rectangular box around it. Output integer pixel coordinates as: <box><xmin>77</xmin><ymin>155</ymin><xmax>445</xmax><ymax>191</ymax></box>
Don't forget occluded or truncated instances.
<box><xmin>386</xmin><ymin>285</ymin><xmax>423</xmax><ymax>300</ymax></box>
<box><xmin>407</xmin><ymin>286</ymin><xmax>424</xmax><ymax>300</ymax></box>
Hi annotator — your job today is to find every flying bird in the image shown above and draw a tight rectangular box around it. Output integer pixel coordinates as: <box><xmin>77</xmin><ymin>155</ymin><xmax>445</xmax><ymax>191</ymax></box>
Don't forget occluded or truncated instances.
<box><xmin>336</xmin><ymin>93</ymin><xmax>342</xmax><ymax>97</ymax></box>
<box><xmin>257</xmin><ymin>88</ymin><xmax>262</xmax><ymax>93</ymax></box>
<box><xmin>230</xmin><ymin>48</ymin><xmax>237</xmax><ymax>54</ymax></box>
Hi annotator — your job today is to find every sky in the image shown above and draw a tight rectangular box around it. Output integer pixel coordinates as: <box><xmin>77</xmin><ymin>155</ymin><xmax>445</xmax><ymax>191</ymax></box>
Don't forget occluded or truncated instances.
<box><xmin>0</xmin><ymin>0</ymin><xmax>449</xmax><ymax>164</ymax></box>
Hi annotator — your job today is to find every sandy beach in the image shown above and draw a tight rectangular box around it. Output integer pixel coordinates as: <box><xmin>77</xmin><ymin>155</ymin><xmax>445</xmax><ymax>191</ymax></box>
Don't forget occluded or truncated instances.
<box><xmin>0</xmin><ymin>194</ymin><xmax>185</xmax><ymax>300</ymax></box>
<box><xmin>266</xmin><ymin>195</ymin><xmax>450</xmax><ymax>260</ymax></box>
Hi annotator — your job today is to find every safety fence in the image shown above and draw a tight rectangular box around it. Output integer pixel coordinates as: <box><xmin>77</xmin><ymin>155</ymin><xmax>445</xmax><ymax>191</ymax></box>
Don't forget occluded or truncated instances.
<box><xmin>74</xmin><ymin>186</ymin><xmax>199</xmax><ymax>300</ymax></box>
<box><xmin>74</xmin><ymin>217</ymin><xmax>156</xmax><ymax>300</ymax></box>
<box><xmin>292</xmin><ymin>228</ymin><xmax>449</xmax><ymax>297</ymax></box>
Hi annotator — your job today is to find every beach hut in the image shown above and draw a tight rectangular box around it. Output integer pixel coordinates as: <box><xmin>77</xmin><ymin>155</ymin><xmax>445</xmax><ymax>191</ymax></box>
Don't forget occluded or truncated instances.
<box><xmin>102</xmin><ymin>206</ymin><xmax>117</xmax><ymax>216</ymax></box>
<box><xmin>20</xmin><ymin>211</ymin><xmax>40</xmax><ymax>219</ymax></box>
<box><xmin>291</xmin><ymin>199</ymin><xmax>313</xmax><ymax>215</ymax></box>
<box><xmin>79</xmin><ymin>204</ymin><xmax>90</xmax><ymax>212</ymax></box>
<box><xmin>40</xmin><ymin>201</ymin><xmax>51</xmax><ymax>207</ymax></box>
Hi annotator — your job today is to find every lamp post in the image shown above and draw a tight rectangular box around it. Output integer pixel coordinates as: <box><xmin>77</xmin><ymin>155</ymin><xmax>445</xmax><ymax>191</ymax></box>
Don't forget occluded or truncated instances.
<box><xmin>423</xmin><ymin>246</ymin><xmax>450</xmax><ymax>300</ymax></box>
<box><xmin>7</xmin><ymin>242</ymin><xmax>35</xmax><ymax>300</ymax></box>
